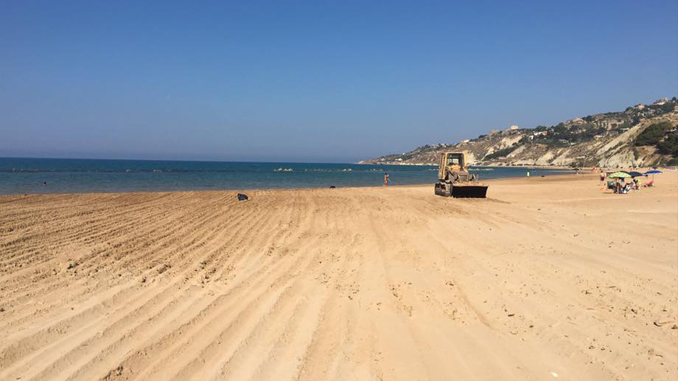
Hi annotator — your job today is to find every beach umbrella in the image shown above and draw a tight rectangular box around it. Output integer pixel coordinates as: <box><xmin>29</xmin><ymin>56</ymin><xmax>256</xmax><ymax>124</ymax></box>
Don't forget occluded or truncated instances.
<box><xmin>608</xmin><ymin>171</ymin><xmax>631</xmax><ymax>179</ymax></box>
<box><xmin>645</xmin><ymin>169</ymin><xmax>663</xmax><ymax>181</ymax></box>
<box><xmin>628</xmin><ymin>171</ymin><xmax>645</xmax><ymax>177</ymax></box>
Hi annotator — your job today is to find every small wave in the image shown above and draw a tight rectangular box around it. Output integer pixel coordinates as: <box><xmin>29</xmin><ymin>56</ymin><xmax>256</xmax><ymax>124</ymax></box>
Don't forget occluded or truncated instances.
<box><xmin>302</xmin><ymin>168</ymin><xmax>355</xmax><ymax>173</ymax></box>
<box><xmin>274</xmin><ymin>168</ymin><xmax>294</xmax><ymax>172</ymax></box>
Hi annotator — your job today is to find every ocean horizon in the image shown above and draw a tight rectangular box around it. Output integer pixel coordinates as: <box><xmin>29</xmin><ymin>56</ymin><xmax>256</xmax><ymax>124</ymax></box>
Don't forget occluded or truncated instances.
<box><xmin>0</xmin><ymin>157</ymin><xmax>573</xmax><ymax>195</ymax></box>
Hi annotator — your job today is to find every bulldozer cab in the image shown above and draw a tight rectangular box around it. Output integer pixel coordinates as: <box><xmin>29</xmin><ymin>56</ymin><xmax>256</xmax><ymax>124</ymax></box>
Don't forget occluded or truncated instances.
<box><xmin>438</xmin><ymin>152</ymin><xmax>466</xmax><ymax>180</ymax></box>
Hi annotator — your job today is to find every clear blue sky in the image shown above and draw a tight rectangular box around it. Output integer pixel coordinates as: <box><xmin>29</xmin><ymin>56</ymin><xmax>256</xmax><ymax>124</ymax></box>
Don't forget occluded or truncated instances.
<box><xmin>1</xmin><ymin>0</ymin><xmax>677</xmax><ymax>162</ymax></box>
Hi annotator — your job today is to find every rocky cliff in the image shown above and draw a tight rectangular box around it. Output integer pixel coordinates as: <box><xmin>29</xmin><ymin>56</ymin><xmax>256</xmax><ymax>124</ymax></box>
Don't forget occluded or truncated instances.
<box><xmin>361</xmin><ymin>98</ymin><xmax>678</xmax><ymax>168</ymax></box>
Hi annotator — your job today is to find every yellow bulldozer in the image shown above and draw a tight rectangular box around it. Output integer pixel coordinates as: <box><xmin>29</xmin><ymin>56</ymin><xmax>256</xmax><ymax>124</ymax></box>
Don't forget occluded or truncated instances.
<box><xmin>434</xmin><ymin>152</ymin><xmax>488</xmax><ymax>198</ymax></box>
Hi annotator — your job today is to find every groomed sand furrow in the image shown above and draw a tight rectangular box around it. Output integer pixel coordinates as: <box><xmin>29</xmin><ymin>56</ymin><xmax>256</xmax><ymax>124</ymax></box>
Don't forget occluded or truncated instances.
<box><xmin>0</xmin><ymin>193</ymin><xmax>231</xmax><ymax>302</ymax></box>
<box><xmin>264</xmin><ymin>238</ymin><xmax>361</xmax><ymax>381</ymax></box>
<box><xmin>294</xmin><ymin>289</ymin><xmax>347</xmax><ymax>381</ymax></box>
<box><xmin>195</xmin><ymin>206</ymin><xmax>296</xmax><ymax>286</ymax></box>
<box><xmin>0</xmin><ymin>197</ymin><xmax>182</xmax><ymax>271</ymax></box>
<box><xmin>297</xmin><ymin>196</ymin><xmax>386</xmax><ymax>381</ymax></box>
<box><xmin>126</xmin><ymin>199</ymin><xmax>318</xmax><ymax>380</ymax></box>
<box><xmin>47</xmin><ymin>194</ymin><xmax>210</xmax><ymax>254</ymax></box>
<box><xmin>0</xmin><ymin>193</ymin><xmax>193</xmax><ymax>254</ymax></box>
<box><xmin>173</xmin><ymin>280</ymin><xmax>305</xmax><ymax>381</ymax></box>
<box><xmin>212</xmin><ymin>220</ymin><xmax>355</xmax><ymax>381</ymax></box>
<box><xmin>102</xmin><ymin>196</ymin><xmax>232</xmax><ymax>269</ymax></box>
<box><xmin>79</xmin><ymin>202</ymin><xmax>314</xmax><ymax>380</ymax></box>
<box><xmin>60</xmin><ymin>205</ymin><xmax>291</xmax><ymax>381</ymax></box>
<box><xmin>0</xmin><ymin>194</ymin><xmax>234</xmax><ymax>333</ymax></box>
<box><xmin>0</xmin><ymin>282</ymin><xmax>130</xmax><ymax>374</ymax></box>
<box><xmin>0</xmin><ymin>193</ymin><xmax>177</xmax><ymax>255</ymax></box>
<box><xmin>0</xmin><ymin>194</ymin><xmax>278</xmax><ymax>378</ymax></box>
<box><xmin>0</xmin><ymin>195</ymin><xmax>250</xmax><ymax>338</ymax></box>
<box><xmin>0</xmin><ymin>203</ymin><xmax>218</xmax><ymax>327</ymax></box>
<box><xmin>102</xmin><ymin>245</ymin><xmax>312</xmax><ymax>381</ymax></box>
<box><xmin>1</xmin><ymin>175</ymin><xmax>677</xmax><ymax>381</ymax></box>
<box><xmin>294</xmin><ymin>243</ymin><xmax>361</xmax><ymax>380</ymax></box>
<box><xmin>214</xmin><ymin>285</ymin><xmax>317</xmax><ymax>381</ymax></box>
<box><xmin>34</xmin><ymin>286</ymin><xmax>212</xmax><ymax>381</ymax></box>
<box><xmin>70</xmin><ymin>199</ymin><xmax>198</xmax><ymax>249</ymax></box>
<box><xmin>0</xmin><ymin>193</ymin><xmax>148</xmax><ymax>227</ymax></box>
<box><xmin>172</xmin><ymin>239</ymin><xmax>327</xmax><ymax>381</ymax></box>
<box><xmin>4</xmin><ymin>284</ymin><xmax>196</xmax><ymax>381</ymax></box>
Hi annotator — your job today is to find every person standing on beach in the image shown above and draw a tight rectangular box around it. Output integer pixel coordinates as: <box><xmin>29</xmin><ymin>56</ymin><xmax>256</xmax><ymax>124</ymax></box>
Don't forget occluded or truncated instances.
<box><xmin>384</xmin><ymin>173</ymin><xmax>390</xmax><ymax>186</ymax></box>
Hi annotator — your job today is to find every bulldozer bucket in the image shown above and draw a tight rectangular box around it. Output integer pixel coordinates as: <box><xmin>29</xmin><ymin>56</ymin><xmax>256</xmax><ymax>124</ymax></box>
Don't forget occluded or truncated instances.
<box><xmin>434</xmin><ymin>182</ymin><xmax>452</xmax><ymax>197</ymax></box>
<box><xmin>451</xmin><ymin>185</ymin><xmax>488</xmax><ymax>198</ymax></box>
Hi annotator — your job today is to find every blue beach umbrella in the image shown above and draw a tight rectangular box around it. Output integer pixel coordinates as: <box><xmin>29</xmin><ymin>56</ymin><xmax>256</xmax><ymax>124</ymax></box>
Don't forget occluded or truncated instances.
<box><xmin>645</xmin><ymin>169</ymin><xmax>663</xmax><ymax>181</ymax></box>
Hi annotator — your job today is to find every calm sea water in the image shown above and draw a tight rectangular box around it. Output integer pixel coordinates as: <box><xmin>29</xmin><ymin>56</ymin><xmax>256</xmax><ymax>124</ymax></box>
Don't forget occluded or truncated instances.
<box><xmin>0</xmin><ymin>158</ymin><xmax>572</xmax><ymax>195</ymax></box>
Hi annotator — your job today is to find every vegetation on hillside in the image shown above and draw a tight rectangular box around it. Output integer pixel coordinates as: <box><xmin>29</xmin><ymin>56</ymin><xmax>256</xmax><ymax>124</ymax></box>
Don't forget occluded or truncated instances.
<box><xmin>657</xmin><ymin>134</ymin><xmax>678</xmax><ymax>156</ymax></box>
<box><xmin>634</xmin><ymin>122</ymin><xmax>673</xmax><ymax>146</ymax></box>
<box><xmin>634</xmin><ymin>121</ymin><xmax>678</xmax><ymax>165</ymax></box>
<box><xmin>484</xmin><ymin>145</ymin><xmax>518</xmax><ymax>160</ymax></box>
<box><xmin>527</xmin><ymin>123</ymin><xmax>607</xmax><ymax>147</ymax></box>
<box><xmin>362</xmin><ymin>97</ymin><xmax>678</xmax><ymax>167</ymax></box>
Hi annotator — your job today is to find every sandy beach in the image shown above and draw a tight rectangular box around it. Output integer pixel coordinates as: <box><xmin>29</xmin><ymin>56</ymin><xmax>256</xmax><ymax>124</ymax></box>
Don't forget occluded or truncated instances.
<box><xmin>1</xmin><ymin>173</ymin><xmax>676</xmax><ymax>381</ymax></box>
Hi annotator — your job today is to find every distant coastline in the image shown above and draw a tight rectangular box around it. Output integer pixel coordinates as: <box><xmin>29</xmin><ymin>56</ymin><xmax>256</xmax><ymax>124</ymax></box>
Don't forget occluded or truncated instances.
<box><xmin>361</xmin><ymin>97</ymin><xmax>678</xmax><ymax>168</ymax></box>
<box><xmin>358</xmin><ymin>161</ymin><xmax>576</xmax><ymax>170</ymax></box>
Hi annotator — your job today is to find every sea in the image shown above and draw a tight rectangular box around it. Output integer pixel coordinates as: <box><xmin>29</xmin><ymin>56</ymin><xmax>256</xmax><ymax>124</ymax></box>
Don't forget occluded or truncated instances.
<box><xmin>0</xmin><ymin>158</ymin><xmax>573</xmax><ymax>195</ymax></box>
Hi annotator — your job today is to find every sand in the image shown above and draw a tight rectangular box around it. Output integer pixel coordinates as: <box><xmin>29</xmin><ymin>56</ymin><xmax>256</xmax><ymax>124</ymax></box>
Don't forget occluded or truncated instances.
<box><xmin>1</xmin><ymin>173</ymin><xmax>677</xmax><ymax>381</ymax></box>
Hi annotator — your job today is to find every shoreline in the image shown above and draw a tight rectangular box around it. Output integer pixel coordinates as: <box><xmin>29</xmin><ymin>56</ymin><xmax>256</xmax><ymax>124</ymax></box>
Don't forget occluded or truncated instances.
<box><xmin>0</xmin><ymin>170</ymin><xmax>581</xmax><ymax>197</ymax></box>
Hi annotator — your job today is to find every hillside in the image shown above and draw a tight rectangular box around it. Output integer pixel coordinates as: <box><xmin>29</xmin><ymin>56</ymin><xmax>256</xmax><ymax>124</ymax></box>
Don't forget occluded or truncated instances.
<box><xmin>361</xmin><ymin>98</ymin><xmax>678</xmax><ymax>168</ymax></box>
